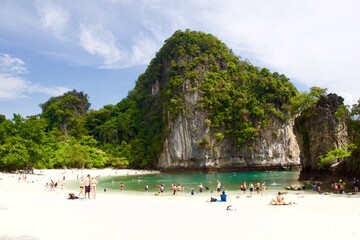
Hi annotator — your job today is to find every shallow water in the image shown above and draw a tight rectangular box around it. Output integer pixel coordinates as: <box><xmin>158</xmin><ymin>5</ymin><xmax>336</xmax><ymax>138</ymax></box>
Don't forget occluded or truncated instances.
<box><xmin>73</xmin><ymin>170</ymin><xmax>308</xmax><ymax>195</ymax></box>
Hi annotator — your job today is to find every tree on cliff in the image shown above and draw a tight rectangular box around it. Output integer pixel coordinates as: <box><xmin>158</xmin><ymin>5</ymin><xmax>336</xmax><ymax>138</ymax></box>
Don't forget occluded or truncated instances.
<box><xmin>318</xmin><ymin>144</ymin><xmax>356</xmax><ymax>169</ymax></box>
<box><xmin>290</xmin><ymin>86</ymin><xmax>327</xmax><ymax>116</ymax></box>
<box><xmin>40</xmin><ymin>90</ymin><xmax>90</xmax><ymax>135</ymax></box>
<box><xmin>347</xmin><ymin>100</ymin><xmax>360</xmax><ymax>172</ymax></box>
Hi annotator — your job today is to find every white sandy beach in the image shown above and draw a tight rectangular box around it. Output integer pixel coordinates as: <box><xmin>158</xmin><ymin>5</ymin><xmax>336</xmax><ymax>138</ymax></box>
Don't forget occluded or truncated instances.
<box><xmin>1</xmin><ymin>169</ymin><xmax>359</xmax><ymax>240</ymax></box>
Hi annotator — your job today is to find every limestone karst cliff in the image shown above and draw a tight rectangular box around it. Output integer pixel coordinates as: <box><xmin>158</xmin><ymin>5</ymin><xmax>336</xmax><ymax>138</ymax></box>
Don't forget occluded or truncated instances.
<box><xmin>293</xmin><ymin>93</ymin><xmax>350</xmax><ymax>172</ymax></box>
<box><xmin>136</xmin><ymin>30</ymin><xmax>301</xmax><ymax>170</ymax></box>
<box><xmin>157</xmin><ymin>88</ymin><xmax>301</xmax><ymax>170</ymax></box>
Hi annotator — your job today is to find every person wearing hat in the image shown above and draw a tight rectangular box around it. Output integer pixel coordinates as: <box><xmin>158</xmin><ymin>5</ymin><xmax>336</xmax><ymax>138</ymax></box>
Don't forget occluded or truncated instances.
<box><xmin>339</xmin><ymin>179</ymin><xmax>346</xmax><ymax>194</ymax></box>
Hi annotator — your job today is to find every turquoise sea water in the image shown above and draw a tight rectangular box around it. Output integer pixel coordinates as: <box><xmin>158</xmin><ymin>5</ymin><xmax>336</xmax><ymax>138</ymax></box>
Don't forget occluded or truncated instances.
<box><xmin>81</xmin><ymin>170</ymin><xmax>306</xmax><ymax>195</ymax></box>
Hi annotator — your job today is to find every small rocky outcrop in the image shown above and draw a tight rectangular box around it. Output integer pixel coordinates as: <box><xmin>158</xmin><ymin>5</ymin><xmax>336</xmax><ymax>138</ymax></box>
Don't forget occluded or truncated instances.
<box><xmin>294</xmin><ymin>93</ymin><xmax>350</xmax><ymax>172</ymax></box>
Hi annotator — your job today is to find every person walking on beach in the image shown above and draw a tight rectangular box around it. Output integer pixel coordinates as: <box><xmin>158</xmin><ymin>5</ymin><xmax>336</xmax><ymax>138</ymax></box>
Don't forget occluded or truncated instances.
<box><xmin>120</xmin><ymin>182</ymin><xmax>124</xmax><ymax>191</ymax></box>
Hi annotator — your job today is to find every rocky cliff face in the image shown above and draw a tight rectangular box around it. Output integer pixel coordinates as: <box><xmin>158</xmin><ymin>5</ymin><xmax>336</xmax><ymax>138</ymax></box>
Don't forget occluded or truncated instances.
<box><xmin>157</xmin><ymin>86</ymin><xmax>301</xmax><ymax>170</ymax></box>
<box><xmin>293</xmin><ymin>93</ymin><xmax>350</xmax><ymax>172</ymax></box>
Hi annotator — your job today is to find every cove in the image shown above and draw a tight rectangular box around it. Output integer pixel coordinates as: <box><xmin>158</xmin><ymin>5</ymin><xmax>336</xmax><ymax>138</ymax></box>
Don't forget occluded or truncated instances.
<box><xmin>93</xmin><ymin>170</ymin><xmax>304</xmax><ymax>194</ymax></box>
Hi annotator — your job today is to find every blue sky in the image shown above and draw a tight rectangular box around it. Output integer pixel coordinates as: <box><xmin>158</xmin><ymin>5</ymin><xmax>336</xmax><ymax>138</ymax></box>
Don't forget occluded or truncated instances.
<box><xmin>1</xmin><ymin>0</ymin><xmax>359</xmax><ymax>119</ymax></box>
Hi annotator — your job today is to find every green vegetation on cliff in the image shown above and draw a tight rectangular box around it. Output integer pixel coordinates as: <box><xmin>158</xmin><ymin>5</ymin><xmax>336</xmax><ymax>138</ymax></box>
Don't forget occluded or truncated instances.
<box><xmin>0</xmin><ymin>30</ymin><xmax>307</xmax><ymax>171</ymax></box>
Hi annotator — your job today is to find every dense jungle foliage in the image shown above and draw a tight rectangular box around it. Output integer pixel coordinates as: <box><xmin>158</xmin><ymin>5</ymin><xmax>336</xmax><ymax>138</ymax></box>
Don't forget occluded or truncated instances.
<box><xmin>0</xmin><ymin>30</ymin><xmax>359</xmax><ymax>171</ymax></box>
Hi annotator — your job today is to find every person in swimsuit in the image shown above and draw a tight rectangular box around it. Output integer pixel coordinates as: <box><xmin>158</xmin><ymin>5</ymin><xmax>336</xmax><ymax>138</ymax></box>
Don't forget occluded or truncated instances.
<box><xmin>249</xmin><ymin>182</ymin><xmax>254</xmax><ymax>195</ymax></box>
<box><xmin>256</xmin><ymin>182</ymin><xmax>261</xmax><ymax>194</ymax></box>
<box><xmin>79</xmin><ymin>178</ymin><xmax>84</xmax><ymax>198</ymax></box>
<box><xmin>172</xmin><ymin>183</ymin><xmax>177</xmax><ymax>195</ymax></box>
<box><xmin>243</xmin><ymin>181</ymin><xmax>247</xmax><ymax>193</ymax></box>
<box><xmin>177</xmin><ymin>184</ymin><xmax>182</xmax><ymax>193</ymax></box>
<box><xmin>90</xmin><ymin>177</ymin><xmax>98</xmax><ymax>199</ymax></box>
<box><xmin>261</xmin><ymin>181</ymin><xmax>266</xmax><ymax>195</ymax></box>
<box><xmin>199</xmin><ymin>183</ymin><xmax>204</xmax><ymax>193</ymax></box>
<box><xmin>269</xmin><ymin>192</ymin><xmax>294</xmax><ymax>205</ymax></box>
<box><xmin>84</xmin><ymin>174</ymin><xmax>91</xmax><ymax>199</ymax></box>
<box><xmin>216</xmin><ymin>180</ymin><xmax>222</xmax><ymax>193</ymax></box>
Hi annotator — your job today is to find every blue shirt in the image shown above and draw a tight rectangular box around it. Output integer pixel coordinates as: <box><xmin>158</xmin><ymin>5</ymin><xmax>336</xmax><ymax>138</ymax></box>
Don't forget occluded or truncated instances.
<box><xmin>220</xmin><ymin>193</ymin><xmax>227</xmax><ymax>202</ymax></box>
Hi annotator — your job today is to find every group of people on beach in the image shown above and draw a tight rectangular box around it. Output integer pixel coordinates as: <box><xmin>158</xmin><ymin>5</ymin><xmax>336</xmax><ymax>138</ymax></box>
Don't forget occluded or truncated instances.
<box><xmin>150</xmin><ymin>179</ymin><xmax>267</xmax><ymax>199</ymax></box>
<box><xmin>44</xmin><ymin>176</ymin><xmax>65</xmax><ymax>191</ymax></box>
<box><xmin>240</xmin><ymin>181</ymin><xmax>267</xmax><ymax>195</ymax></box>
<box><xmin>79</xmin><ymin>174</ymin><xmax>98</xmax><ymax>199</ymax></box>
<box><xmin>332</xmin><ymin>178</ymin><xmax>359</xmax><ymax>194</ymax></box>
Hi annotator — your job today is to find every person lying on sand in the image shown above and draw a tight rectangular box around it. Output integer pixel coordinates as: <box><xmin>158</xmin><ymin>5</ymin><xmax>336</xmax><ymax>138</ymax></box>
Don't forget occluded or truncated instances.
<box><xmin>269</xmin><ymin>192</ymin><xmax>295</xmax><ymax>205</ymax></box>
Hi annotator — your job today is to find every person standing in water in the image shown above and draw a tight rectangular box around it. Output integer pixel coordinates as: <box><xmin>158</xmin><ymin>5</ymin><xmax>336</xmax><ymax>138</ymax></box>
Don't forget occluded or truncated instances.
<box><xmin>256</xmin><ymin>182</ymin><xmax>261</xmax><ymax>194</ymax></box>
<box><xmin>261</xmin><ymin>181</ymin><xmax>267</xmax><ymax>195</ymax></box>
<box><xmin>249</xmin><ymin>182</ymin><xmax>254</xmax><ymax>195</ymax></box>
<box><xmin>216</xmin><ymin>180</ymin><xmax>222</xmax><ymax>193</ymax></box>
<box><xmin>199</xmin><ymin>183</ymin><xmax>204</xmax><ymax>193</ymax></box>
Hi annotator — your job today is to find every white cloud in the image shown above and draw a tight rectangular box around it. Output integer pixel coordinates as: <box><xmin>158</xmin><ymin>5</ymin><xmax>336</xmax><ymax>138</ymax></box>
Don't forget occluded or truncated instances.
<box><xmin>127</xmin><ymin>33</ymin><xmax>158</xmax><ymax>67</ymax></box>
<box><xmin>0</xmin><ymin>74</ymin><xmax>29</xmax><ymax>100</ymax></box>
<box><xmin>79</xmin><ymin>24</ymin><xmax>122</xmax><ymax>67</ymax></box>
<box><xmin>36</xmin><ymin>1</ymin><xmax>70</xmax><ymax>39</ymax></box>
<box><xmin>0</xmin><ymin>54</ymin><xmax>27</xmax><ymax>76</ymax></box>
<box><xmin>27</xmin><ymin>84</ymin><xmax>70</xmax><ymax>96</ymax></box>
<box><xmin>0</xmin><ymin>54</ymin><xmax>70</xmax><ymax>100</ymax></box>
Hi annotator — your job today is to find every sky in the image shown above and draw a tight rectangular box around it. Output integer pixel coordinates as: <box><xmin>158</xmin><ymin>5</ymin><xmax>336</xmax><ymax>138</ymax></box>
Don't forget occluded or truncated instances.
<box><xmin>1</xmin><ymin>0</ymin><xmax>359</xmax><ymax>119</ymax></box>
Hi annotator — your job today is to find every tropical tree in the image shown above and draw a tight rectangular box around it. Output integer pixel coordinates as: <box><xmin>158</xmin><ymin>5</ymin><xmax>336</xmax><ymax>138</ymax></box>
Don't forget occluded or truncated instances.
<box><xmin>40</xmin><ymin>90</ymin><xmax>90</xmax><ymax>134</ymax></box>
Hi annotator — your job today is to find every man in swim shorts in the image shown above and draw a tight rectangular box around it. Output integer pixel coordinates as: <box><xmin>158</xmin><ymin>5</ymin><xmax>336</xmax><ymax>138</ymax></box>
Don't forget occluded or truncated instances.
<box><xmin>84</xmin><ymin>174</ymin><xmax>91</xmax><ymax>199</ymax></box>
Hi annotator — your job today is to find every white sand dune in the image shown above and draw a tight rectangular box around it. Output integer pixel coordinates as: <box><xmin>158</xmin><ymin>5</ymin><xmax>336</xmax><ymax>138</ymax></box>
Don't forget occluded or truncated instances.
<box><xmin>1</xmin><ymin>169</ymin><xmax>359</xmax><ymax>240</ymax></box>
